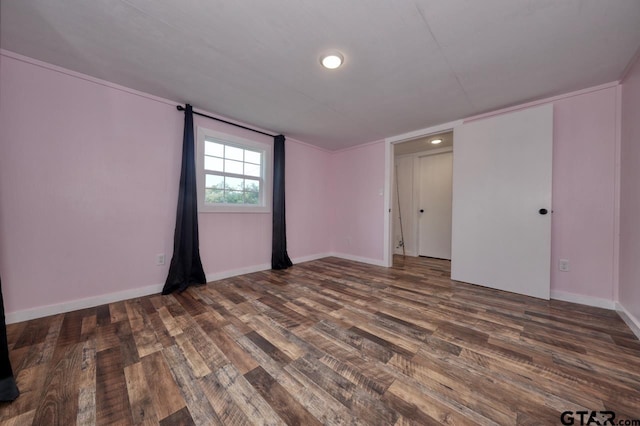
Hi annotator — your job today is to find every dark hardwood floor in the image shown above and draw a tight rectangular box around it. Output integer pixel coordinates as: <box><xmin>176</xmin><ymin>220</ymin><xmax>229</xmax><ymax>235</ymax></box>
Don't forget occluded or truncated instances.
<box><xmin>1</xmin><ymin>256</ymin><xmax>639</xmax><ymax>425</ymax></box>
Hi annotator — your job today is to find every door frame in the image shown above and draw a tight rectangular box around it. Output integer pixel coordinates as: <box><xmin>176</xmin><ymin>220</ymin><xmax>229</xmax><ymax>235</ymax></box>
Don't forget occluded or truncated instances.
<box><xmin>384</xmin><ymin>120</ymin><xmax>463</xmax><ymax>267</ymax></box>
<box><xmin>393</xmin><ymin>147</ymin><xmax>453</xmax><ymax>257</ymax></box>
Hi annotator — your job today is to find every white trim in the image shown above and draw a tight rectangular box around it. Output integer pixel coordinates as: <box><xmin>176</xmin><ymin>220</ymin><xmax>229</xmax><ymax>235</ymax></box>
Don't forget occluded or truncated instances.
<box><xmin>385</xmin><ymin>120</ymin><xmax>464</xmax><ymax>145</ymax></box>
<box><xmin>205</xmin><ymin>263</ymin><xmax>271</xmax><ymax>283</ymax></box>
<box><xmin>196</xmin><ymin>126</ymin><xmax>273</xmax><ymax>214</ymax></box>
<box><xmin>333</xmin><ymin>139</ymin><xmax>385</xmax><ymax>154</ymax></box>
<box><xmin>286</xmin><ymin>137</ymin><xmax>332</xmax><ymax>154</ymax></box>
<box><xmin>6</xmin><ymin>266</ymin><xmax>283</xmax><ymax>324</ymax></box>
<box><xmin>550</xmin><ymin>290</ymin><xmax>616</xmax><ymax>310</ymax></box>
<box><xmin>464</xmin><ymin>81</ymin><xmax>619</xmax><ymax>124</ymax></box>
<box><xmin>620</xmin><ymin>45</ymin><xmax>640</xmax><ymax>83</ymax></box>
<box><xmin>300</xmin><ymin>251</ymin><xmax>407</xmax><ymax>266</ymax></box>
<box><xmin>385</xmin><ymin>82</ymin><xmax>618</xmax><ymax>147</ymax></box>
<box><xmin>383</xmin><ymin>141</ymin><xmax>393</xmax><ymax>267</ymax></box>
<box><xmin>4</xmin><ymin>253</ymin><xmax>336</xmax><ymax>323</ymax></box>
<box><xmin>330</xmin><ymin>252</ymin><xmax>388</xmax><ymax>267</ymax></box>
<box><xmin>5</xmin><ymin>283</ymin><xmax>164</xmax><ymax>324</ymax></box>
<box><xmin>291</xmin><ymin>253</ymin><xmax>333</xmax><ymax>264</ymax></box>
<box><xmin>613</xmin><ymin>84</ymin><xmax>622</xmax><ymax>303</ymax></box>
<box><xmin>1</xmin><ymin>49</ymin><xmax>279</xmax><ymax>142</ymax></box>
<box><xmin>393</xmin><ymin>149</ymin><xmax>453</xmax><ymax>258</ymax></box>
<box><xmin>1</xmin><ymin>49</ymin><xmax>177</xmax><ymax>108</ymax></box>
<box><xmin>411</xmin><ymin>156</ymin><xmax>420</xmax><ymax>257</ymax></box>
<box><xmin>616</xmin><ymin>302</ymin><xmax>640</xmax><ymax>340</ymax></box>
<box><xmin>385</xmin><ymin>122</ymin><xmax>461</xmax><ymax>270</ymax></box>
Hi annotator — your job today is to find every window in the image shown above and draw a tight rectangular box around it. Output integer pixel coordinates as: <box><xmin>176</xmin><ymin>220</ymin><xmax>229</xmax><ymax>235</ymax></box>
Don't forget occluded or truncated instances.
<box><xmin>197</xmin><ymin>127</ymin><xmax>272</xmax><ymax>213</ymax></box>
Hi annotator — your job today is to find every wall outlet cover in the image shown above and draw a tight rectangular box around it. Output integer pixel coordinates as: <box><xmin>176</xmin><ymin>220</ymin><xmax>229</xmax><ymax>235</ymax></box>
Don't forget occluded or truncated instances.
<box><xmin>559</xmin><ymin>259</ymin><xmax>570</xmax><ymax>272</ymax></box>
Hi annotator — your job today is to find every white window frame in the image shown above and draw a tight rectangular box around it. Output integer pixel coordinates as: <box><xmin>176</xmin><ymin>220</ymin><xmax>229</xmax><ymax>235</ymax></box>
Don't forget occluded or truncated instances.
<box><xmin>196</xmin><ymin>126</ymin><xmax>272</xmax><ymax>213</ymax></box>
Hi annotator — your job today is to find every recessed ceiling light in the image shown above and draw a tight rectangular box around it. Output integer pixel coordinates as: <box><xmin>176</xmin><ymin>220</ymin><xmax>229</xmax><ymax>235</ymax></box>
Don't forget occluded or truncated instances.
<box><xmin>320</xmin><ymin>52</ymin><xmax>344</xmax><ymax>69</ymax></box>
<box><xmin>431</xmin><ymin>139</ymin><xmax>443</xmax><ymax>145</ymax></box>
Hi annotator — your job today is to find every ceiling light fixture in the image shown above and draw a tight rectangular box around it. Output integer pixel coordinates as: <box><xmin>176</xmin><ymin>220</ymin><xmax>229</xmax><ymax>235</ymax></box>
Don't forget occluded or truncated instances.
<box><xmin>320</xmin><ymin>52</ymin><xmax>344</xmax><ymax>69</ymax></box>
<box><xmin>431</xmin><ymin>139</ymin><xmax>443</xmax><ymax>145</ymax></box>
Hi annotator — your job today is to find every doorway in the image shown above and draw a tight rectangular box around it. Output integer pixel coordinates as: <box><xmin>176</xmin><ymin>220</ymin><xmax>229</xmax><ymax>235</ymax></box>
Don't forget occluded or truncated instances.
<box><xmin>392</xmin><ymin>131</ymin><xmax>453</xmax><ymax>265</ymax></box>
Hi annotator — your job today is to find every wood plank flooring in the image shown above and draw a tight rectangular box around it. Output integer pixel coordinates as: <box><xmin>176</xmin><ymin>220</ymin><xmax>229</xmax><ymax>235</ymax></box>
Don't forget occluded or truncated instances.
<box><xmin>1</xmin><ymin>256</ymin><xmax>639</xmax><ymax>425</ymax></box>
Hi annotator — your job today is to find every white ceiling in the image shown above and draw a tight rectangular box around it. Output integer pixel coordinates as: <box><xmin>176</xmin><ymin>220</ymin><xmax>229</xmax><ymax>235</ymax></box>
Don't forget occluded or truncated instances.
<box><xmin>1</xmin><ymin>1</ymin><xmax>639</xmax><ymax>150</ymax></box>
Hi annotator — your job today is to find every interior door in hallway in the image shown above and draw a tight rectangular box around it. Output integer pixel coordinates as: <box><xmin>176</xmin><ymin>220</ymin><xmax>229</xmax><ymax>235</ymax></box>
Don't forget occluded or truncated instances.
<box><xmin>418</xmin><ymin>151</ymin><xmax>453</xmax><ymax>260</ymax></box>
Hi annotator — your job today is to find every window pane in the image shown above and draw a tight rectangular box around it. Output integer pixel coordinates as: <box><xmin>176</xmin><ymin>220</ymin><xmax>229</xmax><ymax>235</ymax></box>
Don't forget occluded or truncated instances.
<box><xmin>245</xmin><ymin>163</ymin><xmax>261</xmax><ymax>177</ymax></box>
<box><xmin>245</xmin><ymin>191</ymin><xmax>259</xmax><ymax>204</ymax></box>
<box><xmin>205</xmin><ymin>174</ymin><xmax>224</xmax><ymax>189</ymax></box>
<box><xmin>205</xmin><ymin>141</ymin><xmax>224</xmax><ymax>157</ymax></box>
<box><xmin>205</xmin><ymin>188</ymin><xmax>224</xmax><ymax>204</ymax></box>
<box><xmin>225</xmin><ymin>145</ymin><xmax>244</xmax><ymax>161</ymax></box>
<box><xmin>205</xmin><ymin>156</ymin><xmax>223</xmax><ymax>172</ymax></box>
<box><xmin>224</xmin><ymin>190</ymin><xmax>244</xmax><ymax>204</ymax></box>
<box><xmin>225</xmin><ymin>176</ymin><xmax>244</xmax><ymax>191</ymax></box>
<box><xmin>245</xmin><ymin>150</ymin><xmax>261</xmax><ymax>165</ymax></box>
<box><xmin>245</xmin><ymin>179</ymin><xmax>260</xmax><ymax>192</ymax></box>
<box><xmin>225</xmin><ymin>159</ymin><xmax>243</xmax><ymax>174</ymax></box>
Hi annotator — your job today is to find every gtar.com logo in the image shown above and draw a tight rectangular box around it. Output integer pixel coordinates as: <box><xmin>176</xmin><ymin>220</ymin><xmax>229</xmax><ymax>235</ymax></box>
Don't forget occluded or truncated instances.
<box><xmin>560</xmin><ymin>411</ymin><xmax>640</xmax><ymax>426</ymax></box>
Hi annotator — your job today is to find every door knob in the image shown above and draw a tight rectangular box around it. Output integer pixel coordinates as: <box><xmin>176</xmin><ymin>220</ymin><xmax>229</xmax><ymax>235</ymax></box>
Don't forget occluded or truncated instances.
<box><xmin>419</xmin><ymin>209</ymin><xmax>424</xmax><ymax>213</ymax></box>
<box><xmin>539</xmin><ymin>208</ymin><xmax>548</xmax><ymax>215</ymax></box>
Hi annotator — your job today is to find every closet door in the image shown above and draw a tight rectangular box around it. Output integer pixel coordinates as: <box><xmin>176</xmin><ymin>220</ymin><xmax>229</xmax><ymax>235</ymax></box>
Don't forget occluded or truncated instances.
<box><xmin>451</xmin><ymin>104</ymin><xmax>553</xmax><ymax>299</ymax></box>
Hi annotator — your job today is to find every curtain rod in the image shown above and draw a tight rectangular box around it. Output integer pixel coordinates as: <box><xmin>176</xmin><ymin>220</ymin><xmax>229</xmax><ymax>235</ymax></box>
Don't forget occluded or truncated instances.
<box><xmin>176</xmin><ymin>105</ymin><xmax>277</xmax><ymax>138</ymax></box>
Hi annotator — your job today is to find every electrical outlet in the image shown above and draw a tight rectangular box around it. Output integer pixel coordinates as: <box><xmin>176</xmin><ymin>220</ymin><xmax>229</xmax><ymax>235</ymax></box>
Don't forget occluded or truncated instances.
<box><xmin>156</xmin><ymin>254</ymin><xmax>166</xmax><ymax>265</ymax></box>
<box><xmin>559</xmin><ymin>259</ymin><xmax>569</xmax><ymax>272</ymax></box>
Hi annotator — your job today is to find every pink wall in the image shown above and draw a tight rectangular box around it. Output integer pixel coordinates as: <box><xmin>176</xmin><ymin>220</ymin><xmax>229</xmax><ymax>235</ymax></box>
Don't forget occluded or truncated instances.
<box><xmin>551</xmin><ymin>87</ymin><xmax>618</xmax><ymax>299</ymax></box>
<box><xmin>330</xmin><ymin>141</ymin><xmax>386</xmax><ymax>263</ymax></box>
<box><xmin>0</xmin><ymin>54</ymin><xmax>181</xmax><ymax>313</ymax></box>
<box><xmin>620</xmin><ymin>53</ymin><xmax>640</xmax><ymax>322</ymax></box>
<box><xmin>0</xmin><ymin>53</ymin><xmax>333</xmax><ymax>317</ymax></box>
<box><xmin>285</xmin><ymin>140</ymin><xmax>333</xmax><ymax>259</ymax></box>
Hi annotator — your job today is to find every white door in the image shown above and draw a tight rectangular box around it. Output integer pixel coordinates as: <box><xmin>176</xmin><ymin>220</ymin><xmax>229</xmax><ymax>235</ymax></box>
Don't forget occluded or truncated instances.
<box><xmin>451</xmin><ymin>104</ymin><xmax>553</xmax><ymax>300</ymax></box>
<box><xmin>418</xmin><ymin>152</ymin><xmax>453</xmax><ymax>260</ymax></box>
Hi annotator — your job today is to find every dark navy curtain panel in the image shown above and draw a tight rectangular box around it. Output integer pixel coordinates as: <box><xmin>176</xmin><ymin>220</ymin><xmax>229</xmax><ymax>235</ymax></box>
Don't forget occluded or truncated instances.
<box><xmin>271</xmin><ymin>135</ymin><xmax>293</xmax><ymax>270</ymax></box>
<box><xmin>0</xmin><ymin>275</ymin><xmax>19</xmax><ymax>401</ymax></box>
<box><xmin>162</xmin><ymin>104</ymin><xmax>207</xmax><ymax>294</ymax></box>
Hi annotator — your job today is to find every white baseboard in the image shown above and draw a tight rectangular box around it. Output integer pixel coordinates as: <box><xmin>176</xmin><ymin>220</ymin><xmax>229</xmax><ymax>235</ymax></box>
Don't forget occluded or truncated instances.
<box><xmin>329</xmin><ymin>252</ymin><xmax>388</xmax><ymax>267</ymax></box>
<box><xmin>5</xmin><ymin>282</ymin><xmax>164</xmax><ymax>324</ymax></box>
<box><xmin>206</xmin><ymin>253</ymin><xmax>338</xmax><ymax>282</ymax></box>
<box><xmin>4</xmin><ymin>251</ymin><xmax>390</xmax><ymax>324</ymax></box>
<box><xmin>291</xmin><ymin>253</ymin><xmax>333</xmax><ymax>264</ymax></box>
<box><xmin>205</xmin><ymin>263</ymin><xmax>271</xmax><ymax>283</ymax></box>
<box><xmin>615</xmin><ymin>302</ymin><xmax>640</xmax><ymax>340</ymax></box>
<box><xmin>4</xmin><ymin>253</ymin><xmax>335</xmax><ymax>324</ymax></box>
<box><xmin>6</xmin><ymin>265</ymin><xmax>276</xmax><ymax>324</ymax></box>
<box><xmin>550</xmin><ymin>290</ymin><xmax>616</xmax><ymax>310</ymax></box>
